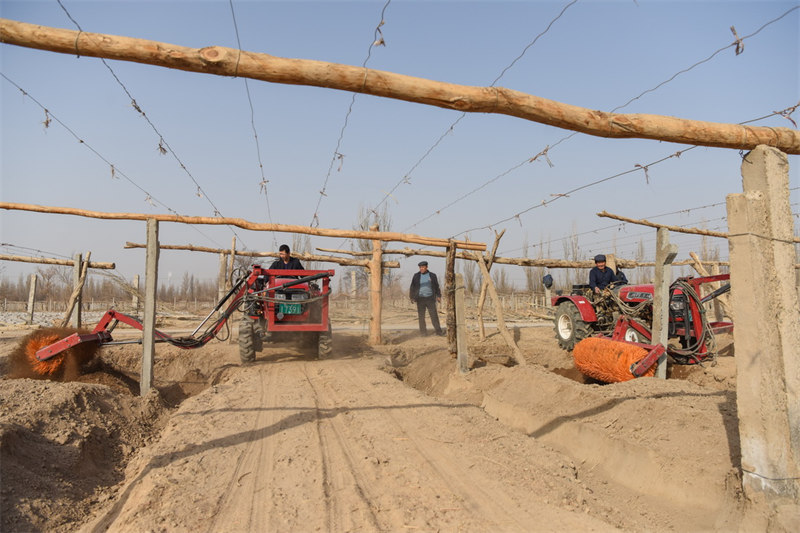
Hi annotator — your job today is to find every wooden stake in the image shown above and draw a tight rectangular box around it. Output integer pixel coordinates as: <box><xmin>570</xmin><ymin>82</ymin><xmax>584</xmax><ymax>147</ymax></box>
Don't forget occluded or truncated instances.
<box><xmin>473</xmin><ymin>253</ymin><xmax>526</xmax><ymax>366</ymax></box>
<box><xmin>60</xmin><ymin>251</ymin><xmax>90</xmax><ymax>328</ymax></box>
<box><xmin>455</xmin><ymin>273</ymin><xmax>469</xmax><ymax>373</ymax></box>
<box><xmin>369</xmin><ymin>224</ymin><xmax>382</xmax><ymax>345</ymax></box>
<box><xmin>477</xmin><ymin>230</ymin><xmax>505</xmax><ymax>341</ymax></box>
<box><xmin>445</xmin><ymin>240</ymin><xmax>457</xmax><ymax>354</ymax></box>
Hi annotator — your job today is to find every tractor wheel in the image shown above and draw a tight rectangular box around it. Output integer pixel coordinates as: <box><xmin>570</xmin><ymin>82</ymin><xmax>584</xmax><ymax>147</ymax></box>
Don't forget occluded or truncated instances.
<box><xmin>317</xmin><ymin>324</ymin><xmax>333</xmax><ymax>359</ymax></box>
<box><xmin>554</xmin><ymin>301</ymin><xmax>591</xmax><ymax>351</ymax></box>
<box><xmin>623</xmin><ymin>327</ymin><xmax>647</xmax><ymax>344</ymax></box>
<box><xmin>239</xmin><ymin>315</ymin><xmax>264</xmax><ymax>364</ymax></box>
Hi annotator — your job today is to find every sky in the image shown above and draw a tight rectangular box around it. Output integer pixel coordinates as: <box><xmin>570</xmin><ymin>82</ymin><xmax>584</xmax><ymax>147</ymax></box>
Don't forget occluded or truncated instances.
<box><xmin>1</xmin><ymin>0</ymin><xmax>798</xmax><ymax>292</ymax></box>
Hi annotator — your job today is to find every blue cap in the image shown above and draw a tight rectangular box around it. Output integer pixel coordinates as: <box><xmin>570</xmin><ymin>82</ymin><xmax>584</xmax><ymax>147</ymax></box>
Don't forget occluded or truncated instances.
<box><xmin>594</xmin><ymin>254</ymin><xmax>606</xmax><ymax>263</ymax></box>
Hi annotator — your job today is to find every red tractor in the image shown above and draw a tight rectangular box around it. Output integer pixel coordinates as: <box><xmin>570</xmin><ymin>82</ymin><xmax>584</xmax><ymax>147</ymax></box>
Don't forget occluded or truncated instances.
<box><xmin>552</xmin><ymin>274</ymin><xmax>732</xmax><ymax>365</ymax></box>
<box><xmin>28</xmin><ymin>265</ymin><xmax>334</xmax><ymax>374</ymax></box>
<box><xmin>238</xmin><ymin>266</ymin><xmax>334</xmax><ymax>363</ymax></box>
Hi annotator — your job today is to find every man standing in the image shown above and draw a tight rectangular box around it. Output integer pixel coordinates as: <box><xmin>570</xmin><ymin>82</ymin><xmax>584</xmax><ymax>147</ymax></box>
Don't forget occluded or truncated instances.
<box><xmin>269</xmin><ymin>244</ymin><xmax>304</xmax><ymax>270</ymax></box>
<box><xmin>589</xmin><ymin>254</ymin><xmax>615</xmax><ymax>294</ymax></box>
<box><xmin>409</xmin><ymin>261</ymin><xmax>444</xmax><ymax>336</ymax></box>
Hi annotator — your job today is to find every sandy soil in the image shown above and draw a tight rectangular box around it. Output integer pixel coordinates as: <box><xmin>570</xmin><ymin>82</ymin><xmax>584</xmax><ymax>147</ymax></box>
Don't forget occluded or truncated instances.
<box><xmin>1</xmin><ymin>310</ymin><xmax>797</xmax><ymax>532</ymax></box>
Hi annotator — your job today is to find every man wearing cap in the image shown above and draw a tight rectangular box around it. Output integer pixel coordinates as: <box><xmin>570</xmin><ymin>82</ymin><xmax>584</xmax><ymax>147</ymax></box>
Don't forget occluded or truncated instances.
<box><xmin>589</xmin><ymin>254</ymin><xmax>615</xmax><ymax>294</ymax></box>
<box><xmin>409</xmin><ymin>261</ymin><xmax>444</xmax><ymax>336</ymax></box>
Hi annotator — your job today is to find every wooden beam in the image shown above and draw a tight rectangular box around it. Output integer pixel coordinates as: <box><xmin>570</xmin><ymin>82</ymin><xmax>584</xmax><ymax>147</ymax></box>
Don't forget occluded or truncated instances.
<box><xmin>2</xmin><ymin>18</ymin><xmax>798</xmax><ymax>153</ymax></box>
<box><xmin>599</xmin><ymin>210</ymin><xmax>800</xmax><ymax>243</ymax></box>
<box><xmin>0</xmin><ymin>253</ymin><xmax>115</xmax><ymax>269</ymax></box>
<box><xmin>125</xmin><ymin>242</ymin><xmax>400</xmax><ymax>268</ymax></box>
<box><xmin>1</xmin><ymin>202</ymin><xmax>485</xmax><ymax>250</ymax></box>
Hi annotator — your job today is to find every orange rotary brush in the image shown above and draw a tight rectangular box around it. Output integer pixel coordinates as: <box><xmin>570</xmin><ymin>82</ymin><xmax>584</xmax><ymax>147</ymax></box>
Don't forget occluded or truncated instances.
<box><xmin>9</xmin><ymin>327</ymin><xmax>100</xmax><ymax>381</ymax></box>
<box><xmin>572</xmin><ymin>337</ymin><xmax>655</xmax><ymax>383</ymax></box>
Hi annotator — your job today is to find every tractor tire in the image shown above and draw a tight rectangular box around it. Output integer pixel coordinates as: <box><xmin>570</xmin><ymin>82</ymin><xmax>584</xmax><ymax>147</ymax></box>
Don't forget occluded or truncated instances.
<box><xmin>554</xmin><ymin>301</ymin><xmax>591</xmax><ymax>351</ymax></box>
<box><xmin>239</xmin><ymin>315</ymin><xmax>264</xmax><ymax>364</ymax></box>
<box><xmin>317</xmin><ymin>324</ymin><xmax>333</xmax><ymax>359</ymax></box>
<box><xmin>623</xmin><ymin>327</ymin><xmax>647</xmax><ymax>344</ymax></box>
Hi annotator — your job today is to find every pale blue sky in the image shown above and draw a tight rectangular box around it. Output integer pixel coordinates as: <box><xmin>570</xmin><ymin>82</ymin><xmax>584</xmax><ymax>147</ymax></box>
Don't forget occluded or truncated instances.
<box><xmin>1</xmin><ymin>0</ymin><xmax>798</xmax><ymax>289</ymax></box>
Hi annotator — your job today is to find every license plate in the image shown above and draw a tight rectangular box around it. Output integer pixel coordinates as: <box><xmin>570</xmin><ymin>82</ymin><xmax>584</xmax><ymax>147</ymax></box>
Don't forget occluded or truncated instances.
<box><xmin>278</xmin><ymin>302</ymin><xmax>302</xmax><ymax>315</ymax></box>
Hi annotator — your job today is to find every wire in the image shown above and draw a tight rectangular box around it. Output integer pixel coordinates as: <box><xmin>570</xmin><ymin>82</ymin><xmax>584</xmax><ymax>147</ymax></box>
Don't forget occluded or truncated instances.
<box><xmin>228</xmin><ymin>0</ymin><xmax>278</xmax><ymax>249</ymax></box>
<box><xmin>56</xmin><ymin>0</ymin><xmax>248</xmax><ymax>248</ymax></box>
<box><xmin>309</xmin><ymin>0</ymin><xmax>393</xmax><ymax>228</ymax></box>
<box><xmin>0</xmin><ymin>73</ymin><xmax>225</xmax><ymax>248</ymax></box>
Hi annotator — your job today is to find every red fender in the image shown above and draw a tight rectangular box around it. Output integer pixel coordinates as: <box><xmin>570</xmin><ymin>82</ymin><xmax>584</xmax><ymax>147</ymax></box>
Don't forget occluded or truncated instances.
<box><xmin>552</xmin><ymin>295</ymin><xmax>598</xmax><ymax>322</ymax></box>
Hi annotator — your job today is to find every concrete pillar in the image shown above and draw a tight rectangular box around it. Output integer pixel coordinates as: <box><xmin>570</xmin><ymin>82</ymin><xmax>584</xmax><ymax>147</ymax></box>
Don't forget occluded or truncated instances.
<box><xmin>727</xmin><ymin>145</ymin><xmax>800</xmax><ymax>500</ymax></box>
<box><xmin>141</xmin><ymin>219</ymin><xmax>159</xmax><ymax>396</ymax></box>
<box><xmin>217</xmin><ymin>252</ymin><xmax>227</xmax><ymax>318</ymax></box>
<box><xmin>652</xmin><ymin>228</ymin><xmax>678</xmax><ymax>379</ymax></box>
<box><xmin>350</xmin><ymin>270</ymin><xmax>357</xmax><ymax>299</ymax></box>
<box><xmin>132</xmin><ymin>275</ymin><xmax>140</xmax><ymax>314</ymax></box>
<box><xmin>26</xmin><ymin>274</ymin><xmax>37</xmax><ymax>325</ymax></box>
<box><xmin>71</xmin><ymin>253</ymin><xmax>82</xmax><ymax>328</ymax></box>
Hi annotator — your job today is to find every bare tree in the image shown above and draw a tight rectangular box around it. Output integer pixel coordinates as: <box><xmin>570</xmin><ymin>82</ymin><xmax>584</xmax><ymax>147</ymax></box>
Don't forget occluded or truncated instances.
<box><xmin>352</xmin><ymin>204</ymin><xmax>394</xmax><ymax>291</ymax></box>
<box><xmin>460</xmin><ymin>258</ymin><xmax>478</xmax><ymax>294</ymax></box>
<box><xmin>562</xmin><ymin>222</ymin><xmax>580</xmax><ymax>288</ymax></box>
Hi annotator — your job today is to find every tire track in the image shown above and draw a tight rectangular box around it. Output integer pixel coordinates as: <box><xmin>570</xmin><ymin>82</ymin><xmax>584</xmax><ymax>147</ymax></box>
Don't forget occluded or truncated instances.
<box><xmin>206</xmin><ymin>365</ymin><xmax>279</xmax><ymax>532</ymax></box>
<box><xmin>330</xmin><ymin>360</ymin><xmax>555</xmax><ymax>531</ymax></box>
<box><xmin>302</xmin><ymin>362</ymin><xmax>391</xmax><ymax>532</ymax></box>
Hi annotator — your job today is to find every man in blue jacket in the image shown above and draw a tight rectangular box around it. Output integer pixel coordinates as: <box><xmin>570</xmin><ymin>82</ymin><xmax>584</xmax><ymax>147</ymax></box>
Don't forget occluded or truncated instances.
<box><xmin>409</xmin><ymin>261</ymin><xmax>444</xmax><ymax>336</ymax></box>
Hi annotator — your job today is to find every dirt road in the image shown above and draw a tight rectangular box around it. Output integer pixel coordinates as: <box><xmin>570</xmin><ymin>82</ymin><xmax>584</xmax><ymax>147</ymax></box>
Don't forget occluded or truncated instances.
<box><xmin>83</xmin><ymin>353</ymin><xmax>614</xmax><ymax>532</ymax></box>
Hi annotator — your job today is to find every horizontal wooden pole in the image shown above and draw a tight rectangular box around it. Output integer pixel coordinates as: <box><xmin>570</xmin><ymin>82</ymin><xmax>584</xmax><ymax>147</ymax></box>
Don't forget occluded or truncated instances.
<box><xmin>598</xmin><ymin>210</ymin><xmax>800</xmax><ymax>243</ymax></box>
<box><xmin>1</xmin><ymin>18</ymin><xmax>798</xmax><ymax>154</ymax></box>
<box><xmin>0</xmin><ymin>202</ymin><xmax>485</xmax><ymax>250</ymax></box>
<box><xmin>0</xmin><ymin>253</ymin><xmax>115</xmax><ymax>269</ymax></box>
<box><xmin>124</xmin><ymin>242</ymin><xmax>399</xmax><ymax>268</ymax></box>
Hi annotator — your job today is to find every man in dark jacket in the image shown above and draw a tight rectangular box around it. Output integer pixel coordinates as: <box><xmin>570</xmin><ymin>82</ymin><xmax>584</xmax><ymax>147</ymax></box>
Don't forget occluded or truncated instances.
<box><xmin>589</xmin><ymin>254</ymin><xmax>615</xmax><ymax>294</ymax></box>
<box><xmin>269</xmin><ymin>244</ymin><xmax>304</xmax><ymax>270</ymax></box>
<box><xmin>409</xmin><ymin>261</ymin><xmax>443</xmax><ymax>336</ymax></box>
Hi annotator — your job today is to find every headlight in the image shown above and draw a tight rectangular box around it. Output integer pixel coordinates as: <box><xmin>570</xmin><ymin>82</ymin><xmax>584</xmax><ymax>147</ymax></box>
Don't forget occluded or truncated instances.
<box><xmin>669</xmin><ymin>297</ymin><xmax>686</xmax><ymax>312</ymax></box>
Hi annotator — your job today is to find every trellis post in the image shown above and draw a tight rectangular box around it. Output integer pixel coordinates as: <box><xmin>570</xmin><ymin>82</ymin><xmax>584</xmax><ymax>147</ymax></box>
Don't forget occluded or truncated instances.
<box><xmin>445</xmin><ymin>240</ymin><xmax>457</xmax><ymax>354</ymax></box>
<box><xmin>727</xmin><ymin>145</ymin><xmax>800</xmax><ymax>501</ymax></box>
<box><xmin>26</xmin><ymin>274</ymin><xmax>37</xmax><ymax>324</ymax></box>
<box><xmin>652</xmin><ymin>228</ymin><xmax>678</xmax><ymax>379</ymax></box>
<box><xmin>70</xmin><ymin>252</ymin><xmax>82</xmax><ymax>328</ymax></box>
<box><xmin>455</xmin><ymin>273</ymin><xmax>469</xmax><ymax>373</ymax></box>
<box><xmin>369</xmin><ymin>224</ymin><xmax>382</xmax><ymax>345</ymax></box>
<box><xmin>141</xmin><ymin>219</ymin><xmax>159</xmax><ymax>396</ymax></box>
<box><xmin>132</xmin><ymin>274</ymin><xmax>140</xmax><ymax>314</ymax></box>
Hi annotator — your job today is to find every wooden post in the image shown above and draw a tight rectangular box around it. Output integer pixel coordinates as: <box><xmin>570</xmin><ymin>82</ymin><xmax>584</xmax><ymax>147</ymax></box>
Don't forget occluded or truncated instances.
<box><xmin>26</xmin><ymin>274</ymin><xmax>37</xmax><ymax>325</ymax></box>
<box><xmin>652</xmin><ymin>228</ymin><xmax>678</xmax><ymax>379</ymax></box>
<box><xmin>227</xmin><ymin>236</ymin><xmax>236</xmax><ymax>290</ymax></box>
<box><xmin>445</xmin><ymin>240</ymin><xmax>457</xmax><ymax>354</ymax></box>
<box><xmin>474</xmin><ymin>253</ymin><xmax>526</xmax><ymax>365</ymax></box>
<box><xmin>70</xmin><ymin>252</ymin><xmax>82</xmax><ymax>328</ymax></box>
<box><xmin>217</xmin><ymin>252</ymin><xmax>227</xmax><ymax>317</ymax></box>
<box><xmin>141</xmin><ymin>219</ymin><xmax>159</xmax><ymax>396</ymax></box>
<box><xmin>477</xmin><ymin>230</ymin><xmax>505</xmax><ymax>341</ymax></box>
<box><xmin>727</xmin><ymin>145</ymin><xmax>800</xmax><ymax>501</ymax></box>
<box><xmin>455</xmin><ymin>273</ymin><xmax>469</xmax><ymax>373</ymax></box>
<box><xmin>369</xmin><ymin>224</ymin><xmax>382</xmax><ymax>345</ymax></box>
<box><xmin>60</xmin><ymin>251</ymin><xmax>91</xmax><ymax>328</ymax></box>
<box><xmin>132</xmin><ymin>275</ymin><xmax>140</xmax><ymax>314</ymax></box>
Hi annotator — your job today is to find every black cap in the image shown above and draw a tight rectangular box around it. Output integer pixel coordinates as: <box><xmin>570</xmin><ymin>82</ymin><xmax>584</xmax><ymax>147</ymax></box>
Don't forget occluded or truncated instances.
<box><xmin>594</xmin><ymin>254</ymin><xmax>606</xmax><ymax>263</ymax></box>
<box><xmin>418</xmin><ymin>261</ymin><xmax>428</xmax><ymax>267</ymax></box>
